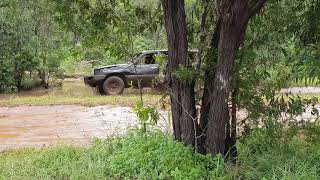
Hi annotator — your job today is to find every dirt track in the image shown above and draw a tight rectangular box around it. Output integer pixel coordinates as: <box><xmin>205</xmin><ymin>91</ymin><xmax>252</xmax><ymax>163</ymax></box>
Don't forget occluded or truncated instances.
<box><xmin>0</xmin><ymin>105</ymin><xmax>169</xmax><ymax>151</ymax></box>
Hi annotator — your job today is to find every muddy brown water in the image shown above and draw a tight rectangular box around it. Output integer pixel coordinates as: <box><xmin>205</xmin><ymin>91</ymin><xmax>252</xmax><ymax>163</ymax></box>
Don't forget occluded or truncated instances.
<box><xmin>1</xmin><ymin>82</ymin><xmax>319</xmax><ymax>151</ymax></box>
<box><xmin>0</xmin><ymin>104</ymin><xmax>318</xmax><ymax>151</ymax></box>
<box><xmin>0</xmin><ymin>105</ymin><xmax>170</xmax><ymax>151</ymax></box>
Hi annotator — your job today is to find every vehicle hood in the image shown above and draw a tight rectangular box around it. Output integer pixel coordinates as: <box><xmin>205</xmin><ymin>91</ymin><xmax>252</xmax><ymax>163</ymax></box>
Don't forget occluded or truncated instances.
<box><xmin>95</xmin><ymin>64</ymin><xmax>130</xmax><ymax>70</ymax></box>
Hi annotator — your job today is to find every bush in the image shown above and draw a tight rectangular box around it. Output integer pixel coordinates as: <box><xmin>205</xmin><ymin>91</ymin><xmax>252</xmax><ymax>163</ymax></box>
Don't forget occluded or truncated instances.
<box><xmin>1</xmin><ymin>127</ymin><xmax>320</xmax><ymax>179</ymax></box>
<box><xmin>21</xmin><ymin>77</ymin><xmax>42</xmax><ymax>90</ymax></box>
<box><xmin>106</xmin><ymin>132</ymin><xmax>225</xmax><ymax>179</ymax></box>
<box><xmin>231</xmin><ymin>125</ymin><xmax>320</xmax><ymax>179</ymax></box>
<box><xmin>0</xmin><ymin>131</ymin><xmax>226</xmax><ymax>179</ymax></box>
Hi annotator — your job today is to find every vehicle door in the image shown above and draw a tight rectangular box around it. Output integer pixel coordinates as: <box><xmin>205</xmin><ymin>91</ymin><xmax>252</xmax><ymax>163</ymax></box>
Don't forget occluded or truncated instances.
<box><xmin>133</xmin><ymin>53</ymin><xmax>160</xmax><ymax>86</ymax></box>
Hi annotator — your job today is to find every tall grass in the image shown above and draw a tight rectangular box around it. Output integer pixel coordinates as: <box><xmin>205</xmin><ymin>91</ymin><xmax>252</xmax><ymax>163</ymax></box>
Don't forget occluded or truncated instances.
<box><xmin>0</xmin><ymin>80</ymin><xmax>165</xmax><ymax>107</ymax></box>
<box><xmin>0</xmin><ymin>131</ymin><xmax>225</xmax><ymax>179</ymax></box>
<box><xmin>229</xmin><ymin>127</ymin><xmax>320</xmax><ymax>179</ymax></box>
<box><xmin>1</xmin><ymin>126</ymin><xmax>320</xmax><ymax>179</ymax></box>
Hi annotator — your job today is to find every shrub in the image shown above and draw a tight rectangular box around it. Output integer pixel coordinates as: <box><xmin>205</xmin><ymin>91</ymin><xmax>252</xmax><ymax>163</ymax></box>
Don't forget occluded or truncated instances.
<box><xmin>0</xmin><ymin>131</ymin><xmax>226</xmax><ymax>179</ymax></box>
<box><xmin>1</xmin><ymin>127</ymin><xmax>320</xmax><ymax>179</ymax></box>
<box><xmin>21</xmin><ymin>77</ymin><xmax>42</xmax><ymax>90</ymax></box>
<box><xmin>107</xmin><ymin>132</ymin><xmax>225</xmax><ymax>179</ymax></box>
<box><xmin>231</xmin><ymin>126</ymin><xmax>320</xmax><ymax>179</ymax></box>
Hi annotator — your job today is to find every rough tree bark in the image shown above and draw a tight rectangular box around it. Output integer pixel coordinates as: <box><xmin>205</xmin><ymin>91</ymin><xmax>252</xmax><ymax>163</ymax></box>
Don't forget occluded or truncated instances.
<box><xmin>162</xmin><ymin>0</ymin><xmax>197</xmax><ymax>147</ymax></box>
<box><xmin>205</xmin><ymin>0</ymin><xmax>267</xmax><ymax>155</ymax></box>
<box><xmin>198</xmin><ymin>18</ymin><xmax>222</xmax><ymax>153</ymax></box>
<box><xmin>161</xmin><ymin>0</ymin><xmax>267</xmax><ymax>155</ymax></box>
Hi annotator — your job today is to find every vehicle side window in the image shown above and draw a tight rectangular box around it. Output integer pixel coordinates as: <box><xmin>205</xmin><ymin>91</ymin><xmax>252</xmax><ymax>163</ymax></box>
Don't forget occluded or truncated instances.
<box><xmin>144</xmin><ymin>54</ymin><xmax>156</xmax><ymax>64</ymax></box>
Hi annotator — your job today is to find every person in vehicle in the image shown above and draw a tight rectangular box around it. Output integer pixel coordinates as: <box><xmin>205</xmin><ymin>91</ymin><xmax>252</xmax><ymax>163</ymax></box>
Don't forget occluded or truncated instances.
<box><xmin>144</xmin><ymin>54</ymin><xmax>155</xmax><ymax>64</ymax></box>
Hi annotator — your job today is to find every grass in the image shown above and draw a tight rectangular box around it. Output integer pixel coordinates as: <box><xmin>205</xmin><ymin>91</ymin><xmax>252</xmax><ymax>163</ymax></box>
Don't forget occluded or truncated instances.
<box><xmin>2</xmin><ymin>78</ymin><xmax>320</xmax><ymax>108</ymax></box>
<box><xmin>3</xmin><ymin>78</ymin><xmax>320</xmax><ymax>108</ymax></box>
<box><xmin>0</xmin><ymin>80</ymin><xmax>165</xmax><ymax>107</ymax></box>
<box><xmin>0</xmin><ymin>131</ymin><xmax>225</xmax><ymax>179</ymax></box>
<box><xmin>0</xmin><ymin>94</ymin><xmax>162</xmax><ymax>107</ymax></box>
<box><xmin>229</xmin><ymin>126</ymin><xmax>320</xmax><ymax>179</ymax></box>
<box><xmin>0</xmin><ymin>126</ymin><xmax>320</xmax><ymax>179</ymax></box>
<box><xmin>288</xmin><ymin>77</ymin><xmax>320</xmax><ymax>87</ymax></box>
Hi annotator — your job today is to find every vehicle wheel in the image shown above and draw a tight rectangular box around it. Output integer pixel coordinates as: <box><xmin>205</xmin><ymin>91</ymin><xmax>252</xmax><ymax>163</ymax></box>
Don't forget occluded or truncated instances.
<box><xmin>154</xmin><ymin>82</ymin><xmax>166</xmax><ymax>93</ymax></box>
<box><xmin>97</xmin><ymin>85</ymin><xmax>105</xmax><ymax>95</ymax></box>
<box><xmin>103</xmin><ymin>76</ymin><xmax>125</xmax><ymax>95</ymax></box>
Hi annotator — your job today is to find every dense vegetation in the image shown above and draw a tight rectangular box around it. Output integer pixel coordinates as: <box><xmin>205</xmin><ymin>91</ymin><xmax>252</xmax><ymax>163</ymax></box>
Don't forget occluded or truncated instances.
<box><xmin>1</xmin><ymin>0</ymin><xmax>320</xmax><ymax>179</ymax></box>
<box><xmin>161</xmin><ymin>0</ymin><xmax>320</xmax><ymax>156</ymax></box>
<box><xmin>0</xmin><ymin>0</ymin><xmax>167</xmax><ymax>92</ymax></box>
<box><xmin>1</xmin><ymin>126</ymin><xmax>320</xmax><ymax>179</ymax></box>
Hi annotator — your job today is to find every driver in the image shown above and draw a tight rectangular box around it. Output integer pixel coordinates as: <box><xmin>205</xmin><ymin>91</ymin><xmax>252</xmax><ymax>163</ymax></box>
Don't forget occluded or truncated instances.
<box><xmin>144</xmin><ymin>54</ymin><xmax>155</xmax><ymax>64</ymax></box>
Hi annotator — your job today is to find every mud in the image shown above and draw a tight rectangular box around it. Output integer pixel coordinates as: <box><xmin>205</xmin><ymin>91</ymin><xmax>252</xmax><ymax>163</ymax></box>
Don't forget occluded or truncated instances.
<box><xmin>0</xmin><ymin>105</ymin><xmax>170</xmax><ymax>151</ymax></box>
<box><xmin>280</xmin><ymin>87</ymin><xmax>320</xmax><ymax>94</ymax></box>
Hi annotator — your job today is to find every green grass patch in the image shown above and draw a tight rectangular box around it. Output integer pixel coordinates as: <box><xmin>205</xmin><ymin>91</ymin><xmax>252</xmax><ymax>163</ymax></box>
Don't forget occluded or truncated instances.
<box><xmin>1</xmin><ymin>127</ymin><xmax>320</xmax><ymax>179</ymax></box>
<box><xmin>0</xmin><ymin>80</ymin><xmax>164</xmax><ymax>107</ymax></box>
<box><xmin>0</xmin><ymin>94</ymin><xmax>162</xmax><ymax>107</ymax></box>
<box><xmin>230</xmin><ymin>127</ymin><xmax>320</xmax><ymax>179</ymax></box>
<box><xmin>288</xmin><ymin>77</ymin><xmax>320</xmax><ymax>87</ymax></box>
<box><xmin>0</xmin><ymin>131</ymin><xmax>225</xmax><ymax>179</ymax></box>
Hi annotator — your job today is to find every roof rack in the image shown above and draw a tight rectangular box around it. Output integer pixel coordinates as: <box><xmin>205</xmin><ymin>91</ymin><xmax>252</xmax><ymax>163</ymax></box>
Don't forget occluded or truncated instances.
<box><xmin>141</xmin><ymin>49</ymin><xmax>198</xmax><ymax>54</ymax></box>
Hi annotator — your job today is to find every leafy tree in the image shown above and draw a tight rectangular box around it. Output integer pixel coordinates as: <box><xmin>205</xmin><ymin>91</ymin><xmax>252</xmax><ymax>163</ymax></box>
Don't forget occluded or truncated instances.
<box><xmin>162</xmin><ymin>0</ymin><xmax>267</xmax><ymax>155</ymax></box>
<box><xmin>0</xmin><ymin>0</ymin><xmax>36</xmax><ymax>91</ymax></box>
<box><xmin>0</xmin><ymin>0</ymin><xmax>70</xmax><ymax>92</ymax></box>
<box><xmin>52</xmin><ymin>0</ymin><xmax>165</xmax><ymax>62</ymax></box>
<box><xmin>162</xmin><ymin>0</ymin><xmax>320</xmax><ymax>158</ymax></box>
<box><xmin>162</xmin><ymin>0</ymin><xmax>197</xmax><ymax>147</ymax></box>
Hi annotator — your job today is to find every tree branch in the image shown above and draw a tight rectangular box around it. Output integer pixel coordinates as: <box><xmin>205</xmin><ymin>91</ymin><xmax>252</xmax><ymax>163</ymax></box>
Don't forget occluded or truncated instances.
<box><xmin>249</xmin><ymin>0</ymin><xmax>267</xmax><ymax>18</ymax></box>
<box><xmin>0</xmin><ymin>3</ymin><xmax>9</xmax><ymax>9</ymax></box>
<box><xmin>196</xmin><ymin>0</ymin><xmax>210</xmax><ymax>73</ymax></box>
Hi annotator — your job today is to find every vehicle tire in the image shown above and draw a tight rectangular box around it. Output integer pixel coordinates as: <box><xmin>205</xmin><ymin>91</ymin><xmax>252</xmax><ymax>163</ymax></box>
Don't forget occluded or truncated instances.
<box><xmin>97</xmin><ymin>84</ymin><xmax>105</xmax><ymax>95</ymax></box>
<box><xmin>103</xmin><ymin>76</ymin><xmax>125</xmax><ymax>95</ymax></box>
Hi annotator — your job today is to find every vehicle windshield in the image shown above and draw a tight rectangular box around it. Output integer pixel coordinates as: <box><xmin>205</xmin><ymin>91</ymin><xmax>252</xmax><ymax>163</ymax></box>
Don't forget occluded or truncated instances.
<box><xmin>129</xmin><ymin>53</ymin><xmax>142</xmax><ymax>64</ymax></box>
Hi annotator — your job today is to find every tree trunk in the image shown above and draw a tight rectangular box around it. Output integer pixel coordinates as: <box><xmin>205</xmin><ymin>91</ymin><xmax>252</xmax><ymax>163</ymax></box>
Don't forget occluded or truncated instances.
<box><xmin>198</xmin><ymin>17</ymin><xmax>222</xmax><ymax>153</ymax></box>
<box><xmin>205</xmin><ymin>0</ymin><xmax>266</xmax><ymax>155</ymax></box>
<box><xmin>14</xmin><ymin>63</ymin><xmax>23</xmax><ymax>92</ymax></box>
<box><xmin>39</xmin><ymin>68</ymin><xmax>49</xmax><ymax>89</ymax></box>
<box><xmin>162</xmin><ymin>0</ymin><xmax>197</xmax><ymax>148</ymax></box>
<box><xmin>225</xmin><ymin>83</ymin><xmax>238</xmax><ymax>161</ymax></box>
<box><xmin>196</xmin><ymin>0</ymin><xmax>210</xmax><ymax>73</ymax></box>
<box><xmin>161</xmin><ymin>0</ymin><xmax>267</xmax><ymax>156</ymax></box>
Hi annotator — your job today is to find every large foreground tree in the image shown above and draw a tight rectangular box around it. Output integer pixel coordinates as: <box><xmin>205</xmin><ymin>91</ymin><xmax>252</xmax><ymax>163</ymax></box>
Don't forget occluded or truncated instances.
<box><xmin>161</xmin><ymin>0</ymin><xmax>197</xmax><ymax>147</ymax></box>
<box><xmin>162</xmin><ymin>0</ymin><xmax>267</xmax><ymax>155</ymax></box>
<box><xmin>204</xmin><ymin>0</ymin><xmax>267</xmax><ymax>155</ymax></box>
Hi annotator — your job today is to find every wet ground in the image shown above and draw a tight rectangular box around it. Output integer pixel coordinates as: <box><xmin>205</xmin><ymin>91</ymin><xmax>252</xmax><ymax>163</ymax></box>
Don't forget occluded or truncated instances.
<box><xmin>0</xmin><ymin>105</ymin><xmax>169</xmax><ymax>151</ymax></box>
<box><xmin>1</xmin><ymin>103</ymin><xmax>318</xmax><ymax>151</ymax></box>
<box><xmin>0</xmin><ymin>82</ymin><xmax>319</xmax><ymax>151</ymax></box>
<box><xmin>280</xmin><ymin>86</ymin><xmax>320</xmax><ymax>94</ymax></box>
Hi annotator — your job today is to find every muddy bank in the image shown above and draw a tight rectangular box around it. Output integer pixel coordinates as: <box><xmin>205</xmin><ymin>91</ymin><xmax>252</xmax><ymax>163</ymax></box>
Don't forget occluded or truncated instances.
<box><xmin>0</xmin><ymin>105</ymin><xmax>170</xmax><ymax>151</ymax></box>
<box><xmin>280</xmin><ymin>87</ymin><xmax>320</xmax><ymax>94</ymax></box>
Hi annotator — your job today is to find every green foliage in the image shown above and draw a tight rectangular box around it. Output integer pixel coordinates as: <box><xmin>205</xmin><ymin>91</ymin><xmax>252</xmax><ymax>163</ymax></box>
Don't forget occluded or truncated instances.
<box><xmin>20</xmin><ymin>76</ymin><xmax>41</xmax><ymax>91</ymax></box>
<box><xmin>233</xmin><ymin>125</ymin><xmax>320</xmax><ymax>179</ymax></box>
<box><xmin>1</xmin><ymin>127</ymin><xmax>320</xmax><ymax>179</ymax></box>
<box><xmin>107</xmin><ymin>132</ymin><xmax>225</xmax><ymax>179</ymax></box>
<box><xmin>155</xmin><ymin>54</ymin><xmax>168</xmax><ymax>71</ymax></box>
<box><xmin>0</xmin><ymin>0</ymin><xmax>69</xmax><ymax>92</ymax></box>
<box><xmin>0</xmin><ymin>131</ymin><xmax>226</xmax><ymax>179</ymax></box>
<box><xmin>304</xmin><ymin>122</ymin><xmax>320</xmax><ymax>143</ymax></box>
<box><xmin>225</xmin><ymin>0</ymin><xmax>320</xmax><ymax>127</ymax></box>
<box><xmin>52</xmin><ymin>0</ymin><xmax>166</xmax><ymax>60</ymax></box>
<box><xmin>134</xmin><ymin>102</ymin><xmax>159</xmax><ymax>132</ymax></box>
<box><xmin>0</xmin><ymin>0</ymin><xmax>35</xmax><ymax>91</ymax></box>
<box><xmin>174</xmin><ymin>66</ymin><xmax>197</xmax><ymax>84</ymax></box>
